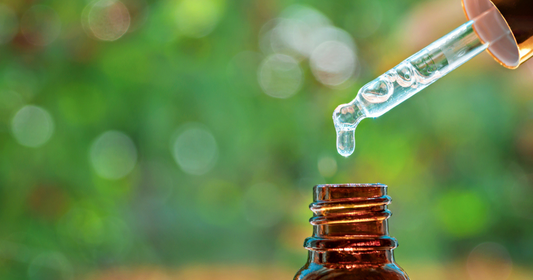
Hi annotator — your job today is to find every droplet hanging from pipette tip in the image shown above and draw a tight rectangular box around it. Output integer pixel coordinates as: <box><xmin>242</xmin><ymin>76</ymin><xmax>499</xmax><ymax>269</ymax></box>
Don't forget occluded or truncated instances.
<box><xmin>332</xmin><ymin>102</ymin><xmax>364</xmax><ymax>157</ymax></box>
<box><xmin>336</xmin><ymin>128</ymin><xmax>355</xmax><ymax>157</ymax></box>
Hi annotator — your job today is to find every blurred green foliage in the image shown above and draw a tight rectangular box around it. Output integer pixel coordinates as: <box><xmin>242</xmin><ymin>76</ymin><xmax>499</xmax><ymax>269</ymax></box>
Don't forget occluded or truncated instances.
<box><xmin>0</xmin><ymin>0</ymin><xmax>532</xmax><ymax>279</ymax></box>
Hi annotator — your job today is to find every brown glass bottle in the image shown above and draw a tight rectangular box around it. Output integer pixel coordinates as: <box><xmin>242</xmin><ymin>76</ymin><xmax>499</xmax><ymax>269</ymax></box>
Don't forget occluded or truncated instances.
<box><xmin>294</xmin><ymin>184</ymin><xmax>409</xmax><ymax>280</ymax></box>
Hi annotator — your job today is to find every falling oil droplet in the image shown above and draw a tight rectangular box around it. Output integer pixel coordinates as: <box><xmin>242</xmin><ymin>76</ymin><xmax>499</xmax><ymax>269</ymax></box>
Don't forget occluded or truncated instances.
<box><xmin>336</xmin><ymin>128</ymin><xmax>355</xmax><ymax>157</ymax></box>
<box><xmin>332</xmin><ymin>102</ymin><xmax>364</xmax><ymax>157</ymax></box>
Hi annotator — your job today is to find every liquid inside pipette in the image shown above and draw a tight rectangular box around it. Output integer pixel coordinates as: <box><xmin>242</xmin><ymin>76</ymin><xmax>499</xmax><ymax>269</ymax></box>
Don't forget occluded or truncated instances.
<box><xmin>332</xmin><ymin>18</ymin><xmax>501</xmax><ymax>157</ymax></box>
<box><xmin>333</xmin><ymin>53</ymin><xmax>445</xmax><ymax>156</ymax></box>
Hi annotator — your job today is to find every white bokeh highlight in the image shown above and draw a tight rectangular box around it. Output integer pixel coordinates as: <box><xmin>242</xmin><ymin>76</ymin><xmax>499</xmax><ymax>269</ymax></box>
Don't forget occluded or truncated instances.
<box><xmin>84</xmin><ymin>0</ymin><xmax>131</xmax><ymax>41</ymax></box>
<box><xmin>258</xmin><ymin>54</ymin><xmax>302</xmax><ymax>99</ymax></box>
<box><xmin>258</xmin><ymin>5</ymin><xmax>358</xmax><ymax>89</ymax></box>
<box><xmin>12</xmin><ymin>105</ymin><xmax>54</xmax><ymax>148</ymax></box>
<box><xmin>175</xmin><ymin>0</ymin><xmax>225</xmax><ymax>38</ymax></box>
<box><xmin>172</xmin><ymin>123</ymin><xmax>218</xmax><ymax>175</ymax></box>
<box><xmin>262</xmin><ymin>5</ymin><xmax>331</xmax><ymax>58</ymax></box>
<box><xmin>90</xmin><ymin>131</ymin><xmax>138</xmax><ymax>180</ymax></box>
<box><xmin>311</xmin><ymin>40</ymin><xmax>356</xmax><ymax>86</ymax></box>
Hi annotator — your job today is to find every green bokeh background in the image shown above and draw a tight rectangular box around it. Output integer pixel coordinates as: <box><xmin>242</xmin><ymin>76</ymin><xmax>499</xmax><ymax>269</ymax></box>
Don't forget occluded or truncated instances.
<box><xmin>1</xmin><ymin>0</ymin><xmax>532</xmax><ymax>279</ymax></box>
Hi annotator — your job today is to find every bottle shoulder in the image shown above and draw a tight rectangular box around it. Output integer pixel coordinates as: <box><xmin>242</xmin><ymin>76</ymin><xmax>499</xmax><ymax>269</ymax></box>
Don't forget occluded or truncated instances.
<box><xmin>294</xmin><ymin>263</ymin><xmax>409</xmax><ymax>280</ymax></box>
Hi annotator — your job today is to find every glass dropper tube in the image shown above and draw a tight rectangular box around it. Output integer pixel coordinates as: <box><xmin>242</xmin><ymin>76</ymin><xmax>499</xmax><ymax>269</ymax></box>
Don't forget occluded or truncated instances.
<box><xmin>333</xmin><ymin>6</ymin><xmax>509</xmax><ymax>157</ymax></box>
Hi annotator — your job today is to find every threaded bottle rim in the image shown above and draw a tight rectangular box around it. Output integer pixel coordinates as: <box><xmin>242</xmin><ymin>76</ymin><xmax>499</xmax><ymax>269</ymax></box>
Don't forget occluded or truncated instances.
<box><xmin>313</xmin><ymin>183</ymin><xmax>387</xmax><ymax>202</ymax></box>
<box><xmin>306</xmin><ymin>183</ymin><xmax>397</xmax><ymax>252</ymax></box>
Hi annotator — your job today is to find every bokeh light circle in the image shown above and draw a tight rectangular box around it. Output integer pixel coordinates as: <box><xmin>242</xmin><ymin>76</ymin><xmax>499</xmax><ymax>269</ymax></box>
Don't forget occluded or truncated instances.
<box><xmin>317</xmin><ymin>155</ymin><xmax>337</xmax><ymax>178</ymax></box>
<box><xmin>435</xmin><ymin>190</ymin><xmax>489</xmax><ymax>237</ymax></box>
<box><xmin>243</xmin><ymin>182</ymin><xmax>285</xmax><ymax>228</ymax></box>
<box><xmin>467</xmin><ymin>242</ymin><xmax>513</xmax><ymax>280</ymax></box>
<box><xmin>172</xmin><ymin>123</ymin><xmax>218</xmax><ymax>175</ymax></box>
<box><xmin>58</xmin><ymin>208</ymin><xmax>105</xmax><ymax>245</ymax></box>
<box><xmin>258</xmin><ymin>19</ymin><xmax>280</xmax><ymax>55</ymax></box>
<box><xmin>90</xmin><ymin>131</ymin><xmax>138</xmax><ymax>180</ymax></box>
<box><xmin>279</xmin><ymin>5</ymin><xmax>331</xmax><ymax>30</ymax></box>
<box><xmin>175</xmin><ymin>0</ymin><xmax>225</xmax><ymax>38</ymax></box>
<box><xmin>436</xmin><ymin>190</ymin><xmax>489</xmax><ymax>237</ymax></box>
<box><xmin>258</xmin><ymin>54</ymin><xmax>302</xmax><ymax>98</ymax></box>
<box><xmin>310</xmin><ymin>26</ymin><xmax>356</xmax><ymax>53</ymax></box>
<box><xmin>258</xmin><ymin>5</ymin><xmax>358</xmax><ymax>89</ymax></box>
<box><xmin>310</xmin><ymin>40</ymin><xmax>357</xmax><ymax>86</ymax></box>
<box><xmin>20</xmin><ymin>5</ymin><xmax>61</xmax><ymax>46</ymax></box>
<box><xmin>268</xmin><ymin>19</ymin><xmax>310</xmax><ymax>58</ymax></box>
<box><xmin>87</xmin><ymin>0</ymin><xmax>131</xmax><ymax>41</ymax></box>
<box><xmin>281</xmin><ymin>6</ymin><xmax>331</xmax><ymax>56</ymax></box>
<box><xmin>264</xmin><ymin>5</ymin><xmax>331</xmax><ymax>57</ymax></box>
<box><xmin>0</xmin><ymin>4</ymin><xmax>18</xmax><ymax>45</ymax></box>
<box><xmin>12</xmin><ymin>105</ymin><xmax>54</xmax><ymax>148</ymax></box>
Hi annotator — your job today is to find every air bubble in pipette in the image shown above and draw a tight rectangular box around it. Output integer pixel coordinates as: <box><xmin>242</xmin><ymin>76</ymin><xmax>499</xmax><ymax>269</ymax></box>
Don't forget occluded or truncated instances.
<box><xmin>360</xmin><ymin>77</ymin><xmax>394</xmax><ymax>103</ymax></box>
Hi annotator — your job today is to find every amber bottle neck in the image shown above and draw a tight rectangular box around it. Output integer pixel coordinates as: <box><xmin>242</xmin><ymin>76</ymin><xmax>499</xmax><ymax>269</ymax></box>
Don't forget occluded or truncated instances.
<box><xmin>304</xmin><ymin>184</ymin><xmax>397</xmax><ymax>265</ymax></box>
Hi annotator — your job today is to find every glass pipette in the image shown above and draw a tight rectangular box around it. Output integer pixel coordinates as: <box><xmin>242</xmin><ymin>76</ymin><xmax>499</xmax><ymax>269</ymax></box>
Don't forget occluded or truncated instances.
<box><xmin>333</xmin><ymin>6</ymin><xmax>511</xmax><ymax>157</ymax></box>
